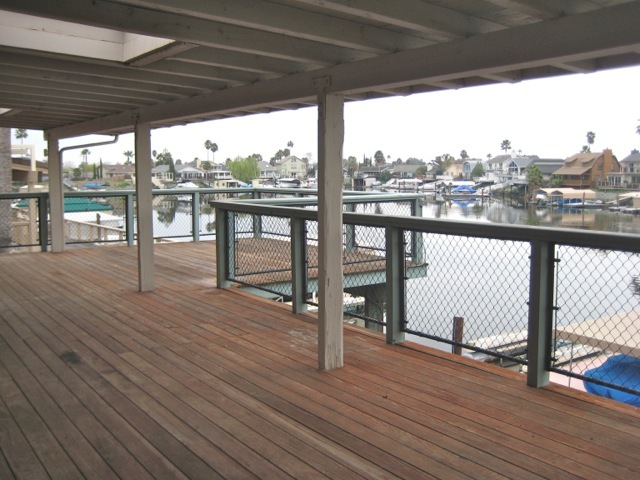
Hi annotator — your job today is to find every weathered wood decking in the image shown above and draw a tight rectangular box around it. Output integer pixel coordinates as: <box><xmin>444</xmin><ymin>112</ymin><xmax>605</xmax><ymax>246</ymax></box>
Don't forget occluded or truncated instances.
<box><xmin>0</xmin><ymin>242</ymin><xmax>639</xmax><ymax>479</ymax></box>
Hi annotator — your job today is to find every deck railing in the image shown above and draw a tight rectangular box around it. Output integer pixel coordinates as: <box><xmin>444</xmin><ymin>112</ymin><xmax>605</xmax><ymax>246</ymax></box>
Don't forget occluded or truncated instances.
<box><xmin>211</xmin><ymin>196</ymin><xmax>640</xmax><ymax>398</ymax></box>
<box><xmin>1</xmin><ymin>187</ymin><xmax>365</xmax><ymax>249</ymax></box>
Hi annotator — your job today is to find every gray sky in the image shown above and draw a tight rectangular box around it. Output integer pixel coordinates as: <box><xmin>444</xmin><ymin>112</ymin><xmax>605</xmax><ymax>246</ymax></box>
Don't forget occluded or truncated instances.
<box><xmin>20</xmin><ymin>64</ymin><xmax>640</xmax><ymax>167</ymax></box>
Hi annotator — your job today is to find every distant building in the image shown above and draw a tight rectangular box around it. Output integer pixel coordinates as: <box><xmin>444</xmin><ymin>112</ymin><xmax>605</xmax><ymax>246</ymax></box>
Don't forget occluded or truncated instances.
<box><xmin>277</xmin><ymin>155</ymin><xmax>307</xmax><ymax>178</ymax></box>
<box><xmin>152</xmin><ymin>164</ymin><xmax>174</xmax><ymax>181</ymax></box>
<box><xmin>462</xmin><ymin>159</ymin><xmax>482</xmax><ymax>179</ymax></box>
<box><xmin>553</xmin><ymin>149</ymin><xmax>620</xmax><ymax>188</ymax></box>
<box><xmin>443</xmin><ymin>159</ymin><xmax>464</xmax><ymax>180</ymax></box>
<box><xmin>618</xmin><ymin>150</ymin><xmax>640</xmax><ymax>188</ymax></box>
<box><xmin>392</xmin><ymin>164</ymin><xmax>421</xmax><ymax>178</ymax></box>
<box><xmin>103</xmin><ymin>163</ymin><xmax>135</xmax><ymax>180</ymax></box>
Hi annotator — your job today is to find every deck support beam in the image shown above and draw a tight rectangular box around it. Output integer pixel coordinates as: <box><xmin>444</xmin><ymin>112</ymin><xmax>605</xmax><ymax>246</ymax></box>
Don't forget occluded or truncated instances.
<box><xmin>134</xmin><ymin>121</ymin><xmax>155</xmax><ymax>292</ymax></box>
<box><xmin>316</xmin><ymin>81</ymin><xmax>344</xmax><ymax>371</ymax></box>
<box><xmin>47</xmin><ymin>136</ymin><xmax>64</xmax><ymax>252</ymax></box>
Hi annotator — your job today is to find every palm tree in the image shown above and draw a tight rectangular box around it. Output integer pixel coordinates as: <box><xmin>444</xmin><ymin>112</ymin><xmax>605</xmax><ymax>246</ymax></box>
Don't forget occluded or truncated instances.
<box><xmin>14</xmin><ymin>128</ymin><xmax>28</xmax><ymax>144</ymax></box>
<box><xmin>204</xmin><ymin>140</ymin><xmax>219</xmax><ymax>162</ymax></box>
<box><xmin>80</xmin><ymin>148</ymin><xmax>90</xmax><ymax>165</ymax></box>
<box><xmin>586</xmin><ymin>131</ymin><xmax>596</xmax><ymax>152</ymax></box>
<box><xmin>500</xmin><ymin>140</ymin><xmax>511</xmax><ymax>154</ymax></box>
<box><xmin>635</xmin><ymin>120</ymin><xmax>639</xmax><ymax>136</ymax></box>
<box><xmin>123</xmin><ymin>150</ymin><xmax>134</xmax><ymax>165</ymax></box>
<box><xmin>460</xmin><ymin>150</ymin><xmax>469</xmax><ymax>160</ymax></box>
<box><xmin>287</xmin><ymin>140</ymin><xmax>294</xmax><ymax>149</ymax></box>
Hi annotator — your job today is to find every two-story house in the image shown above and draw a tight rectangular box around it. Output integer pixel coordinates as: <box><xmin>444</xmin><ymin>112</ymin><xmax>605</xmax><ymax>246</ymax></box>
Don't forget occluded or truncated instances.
<box><xmin>618</xmin><ymin>150</ymin><xmax>640</xmax><ymax>188</ymax></box>
<box><xmin>277</xmin><ymin>155</ymin><xmax>307</xmax><ymax>179</ymax></box>
<box><xmin>553</xmin><ymin>149</ymin><xmax>620</xmax><ymax>188</ymax></box>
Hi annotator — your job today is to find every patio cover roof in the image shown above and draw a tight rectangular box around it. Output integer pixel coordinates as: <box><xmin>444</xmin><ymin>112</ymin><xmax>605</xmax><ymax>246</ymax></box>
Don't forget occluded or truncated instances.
<box><xmin>1</xmin><ymin>1</ymin><xmax>640</xmax><ymax>138</ymax></box>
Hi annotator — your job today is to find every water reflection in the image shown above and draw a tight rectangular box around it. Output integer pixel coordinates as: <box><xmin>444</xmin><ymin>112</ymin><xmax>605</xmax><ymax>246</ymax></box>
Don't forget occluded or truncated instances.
<box><xmin>422</xmin><ymin>199</ymin><xmax>640</xmax><ymax>235</ymax></box>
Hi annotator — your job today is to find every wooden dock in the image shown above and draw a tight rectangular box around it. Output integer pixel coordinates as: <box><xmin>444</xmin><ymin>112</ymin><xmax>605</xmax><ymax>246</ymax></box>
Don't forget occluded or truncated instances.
<box><xmin>0</xmin><ymin>242</ymin><xmax>639</xmax><ymax>479</ymax></box>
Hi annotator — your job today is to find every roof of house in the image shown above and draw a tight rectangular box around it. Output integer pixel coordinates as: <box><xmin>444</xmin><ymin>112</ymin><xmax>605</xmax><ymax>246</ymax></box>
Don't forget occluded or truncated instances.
<box><xmin>553</xmin><ymin>152</ymin><xmax>601</xmax><ymax>175</ymax></box>
<box><xmin>620</xmin><ymin>151</ymin><xmax>640</xmax><ymax>163</ymax></box>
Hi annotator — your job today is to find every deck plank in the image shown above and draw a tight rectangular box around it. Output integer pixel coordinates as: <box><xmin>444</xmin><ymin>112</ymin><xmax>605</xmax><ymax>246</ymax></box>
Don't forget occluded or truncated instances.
<box><xmin>1</xmin><ymin>242</ymin><xmax>639</xmax><ymax>480</ymax></box>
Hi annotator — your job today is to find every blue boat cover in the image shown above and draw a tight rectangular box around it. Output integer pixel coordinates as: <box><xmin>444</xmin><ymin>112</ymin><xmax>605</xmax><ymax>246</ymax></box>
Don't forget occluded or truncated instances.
<box><xmin>452</xmin><ymin>185</ymin><xmax>476</xmax><ymax>194</ymax></box>
<box><xmin>583</xmin><ymin>354</ymin><xmax>640</xmax><ymax>406</ymax></box>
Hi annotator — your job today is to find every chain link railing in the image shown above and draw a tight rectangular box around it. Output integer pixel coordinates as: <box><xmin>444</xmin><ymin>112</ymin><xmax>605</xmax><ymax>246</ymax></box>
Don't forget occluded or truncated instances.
<box><xmin>551</xmin><ymin>246</ymin><xmax>640</xmax><ymax>398</ymax></box>
<box><xmin>212</xmin><ymin>197</ymin><xmax>640</xmax><ymax>401</ymax></box>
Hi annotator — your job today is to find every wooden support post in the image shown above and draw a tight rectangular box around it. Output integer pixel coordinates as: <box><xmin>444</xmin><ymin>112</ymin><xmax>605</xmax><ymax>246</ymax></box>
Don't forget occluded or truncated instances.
<box><xmin>47</xmin><ymin>136</ymin><xmax>65</xmax><ymax>252</ymax></box>
<box><xmin>452</xmin><ymin>316</ymin><xmax>464</xmax><ymax>355</ymax></box>
<box><xmin>527</xmin><ymin>240</ymin><xmax>555</xmax><ymax>387</ymax></box>
<box><xmin>134</xmin><ymin>121</ymin><xmax>154</xmax><ymax>292</ymax></box>
<box><xmin>316</xmin><ymin>80</ymin><xmax>345</xmax><ymax>371</ymax></box>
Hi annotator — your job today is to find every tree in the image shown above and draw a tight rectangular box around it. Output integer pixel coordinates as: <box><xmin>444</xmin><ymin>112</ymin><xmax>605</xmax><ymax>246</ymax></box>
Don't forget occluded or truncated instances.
<box><xmin>500</xmin><ymin>139</ymin><xmax>511</xmax><ymax>154</ymax></box>
<box><xmin>347</xmin><ymin>156</ymin><xmax>358</xmax><ymax>177</ymax></box>
<box><xmin>460</xmin><ymin>150</ymin><xmax>469</xmax><ymax>160</ymax></box>
<box><xmin>204</xmin><ymin>140</ymin><xmax>218</xmax><ymax>162</ymax></box>
<box><xmin>227</xmin><ymin>155</ymin><xmax>259</xmax><ymax>183</ymax></box>
<box><xmin>415</xmin><ymin>165</ymin><xmax>430</xmax><ymax>177</ymax></box>
<box><xmin>373</xmin><ymin>150</ymin><xmax>386</xmax><ymax>166</ymax></box>
<box><xmin>549</xmin><ymin>175</ymin><xmax>563</xmax><ymax>187</ymax></box>
<box><xmin>123</xmin><ymin>150</ymin><xmax>134</xmax><ymax>165</ymax></box>
<box><xmin>81</xmin><ymin>148</ymin><xmax>91</xmax><ymax>165</ymax></box>
<box><xmin>471</xmin><ymin>162</ymin><xmax>484</xmax><ymax>178</ymax></box>
<box><xmin>636</xmin><ymin>120</ymin><xmax>640</xmax><ymax>136</ymax></box>
<box><xmin>201</xmin><ymin>161</ymin><xmax>213</xmax><ymax>171</ymax></box>
<box><xmin>430</xmin><ymin>154</ymin><xmax>453</xmax><ymax>175</ymax></box>
<box><xmin>287</xmin><ymin>140</ymin><xmax>294</xmax><ymax>149</ymax></box>
<box><xmin>14</xmin><ymin>128</ymin><xmax>28</xmax><ymax>144</ymax></box>
<box><xmin>586</xmin><ymin>131</ymin><xmax>596</xmax><ymax>152</ymax></box>
<box><xmin>526</xmin><ymin>165</ymin><xmax>543</xmax><ymax>201</ymax></box>
<box><xmin>581</xmin><ymin>145</ymin><xmax>590</xmax><ymax>153</ymax></box>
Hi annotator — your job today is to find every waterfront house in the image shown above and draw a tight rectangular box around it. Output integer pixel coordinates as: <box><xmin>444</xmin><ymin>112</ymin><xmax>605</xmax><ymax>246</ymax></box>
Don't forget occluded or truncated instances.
<box><xmin>176</xmin><ymin>164</ymin><xmax>204</xmax><ymax>181</ymax></box>
<box><xmin>151</xmin><ymin>164</ymin><xmax>174</xmax><ymax>182</ymax></box>
<box><xmin>103</xmin><ymin>163</ymin><xmax>135</xmax><ymax>181</ymax></box>
<box><xmin>462</xmin><ymin>159</ymin><xmax>482</xmax><ymax>179</ymax></box>
<box><xmin>276</xmin><ymin>155</ymin><xmax>308</xmax><ymax>179</ymax></box>
<box><xmin>443</xmin><ymin>159</ymin><xmax>464</xmax><ymax>179</ymax></box>
<box><xmin>618</xmin><ymin>150</ymin><xmax>640</xmax><ymax>188</ymax></box>
<box><xmin>553</xmin><ymin>149</ymin><xmax>621</xmax><ymax>188</ymax></box>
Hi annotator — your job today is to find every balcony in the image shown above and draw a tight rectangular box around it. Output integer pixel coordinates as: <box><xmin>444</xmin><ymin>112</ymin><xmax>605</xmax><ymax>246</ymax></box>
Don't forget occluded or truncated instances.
<box><xmin>1</xmin><ymin>240</ymin><xmax>639</xmax><ymax>479</ymax></box>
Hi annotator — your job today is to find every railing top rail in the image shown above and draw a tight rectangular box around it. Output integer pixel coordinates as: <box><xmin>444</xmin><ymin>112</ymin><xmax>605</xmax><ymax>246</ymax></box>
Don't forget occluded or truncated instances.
<box><xmin>211</xmin><ymin>199</ymin><xmax>640</xmax><ymax>253</ymax></box>
<box><xmin>217</xmin><ymin>192</ymin><xmax>423</xmax><ymax>207</ymax></box>
<box><xmin>0</xmin><ymin>192</ymin><xmax>49</xmax><ymax>200</ymax></box>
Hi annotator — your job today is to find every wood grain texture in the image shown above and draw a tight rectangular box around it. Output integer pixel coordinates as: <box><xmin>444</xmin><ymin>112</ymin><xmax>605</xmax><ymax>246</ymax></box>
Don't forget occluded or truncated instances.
<box><xmin>0</xmin><ymin>241</ymin><xmax>638</xmax><ymax>479</ymax></box>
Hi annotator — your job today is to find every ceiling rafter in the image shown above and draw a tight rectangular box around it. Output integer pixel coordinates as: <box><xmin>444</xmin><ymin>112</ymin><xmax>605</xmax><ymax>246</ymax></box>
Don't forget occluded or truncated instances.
<box><xmin>287</xmin><ymin>0</ymin><xmax>505</xmax><ymax>39</ymax></box>
<box><xmin>118</xmin><ymin>0</ymin><xmax>430</xmax><ymax>53</ymax></box>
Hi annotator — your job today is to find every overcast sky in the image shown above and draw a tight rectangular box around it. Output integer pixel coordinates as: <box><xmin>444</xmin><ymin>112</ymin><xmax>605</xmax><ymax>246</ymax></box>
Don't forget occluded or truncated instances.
<box><xmin>18</xmin><ymin>65</ymin><xmax>640</xmax><ymax>167</ymax></box>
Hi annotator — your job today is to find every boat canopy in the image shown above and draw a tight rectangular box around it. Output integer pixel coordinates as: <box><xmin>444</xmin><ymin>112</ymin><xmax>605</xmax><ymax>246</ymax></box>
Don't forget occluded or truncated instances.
<box><xmin>584</xmin><ymin>355</ymin><xmax>640</xmax><ymax>406</ymax></box>
<box><xmin>452</xmin><ymin>185</ymin><xmax>477</xmax><ymax>194</ymax></box>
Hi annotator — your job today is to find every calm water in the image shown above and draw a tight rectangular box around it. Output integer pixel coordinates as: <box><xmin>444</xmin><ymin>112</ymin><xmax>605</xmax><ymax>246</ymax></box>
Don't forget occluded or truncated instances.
<box><xmin>421</xmin><ymin>197</ymin><xmax>640</xmax><ymax>235</ymax></box>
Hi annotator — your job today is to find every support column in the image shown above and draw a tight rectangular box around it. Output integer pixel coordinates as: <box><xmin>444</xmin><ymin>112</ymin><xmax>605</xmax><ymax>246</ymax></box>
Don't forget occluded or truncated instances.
<box><xmin>134</xmin><ymin>122</ymin><xmax>154</xmax><ymax>292</ymax></box>
<box><xmin>317</xmin><ymin>80</ymin><xmax>345</xmax><ymax>371</ymax></box>
<box><xmin>48</xmin><ymin>136</ymin><xmax>65</xmax><ymax>252</ymax></box>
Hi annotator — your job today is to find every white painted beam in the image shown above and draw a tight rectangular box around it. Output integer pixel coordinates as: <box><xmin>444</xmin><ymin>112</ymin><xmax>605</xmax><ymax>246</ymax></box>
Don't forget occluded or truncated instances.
<box><xmin>134</xmin><ymin>121</ymin><xmax>154</xmax><ymax>292</ymax></box>
<box><xmin>47</xmin><ymin>136</ymin><xmax>64</xmax><ymax>252</ymax></box>
<box><xmin>316</xmin><ymin>82</ymin><xmax>344</xmax><ymax>371</ymax></box>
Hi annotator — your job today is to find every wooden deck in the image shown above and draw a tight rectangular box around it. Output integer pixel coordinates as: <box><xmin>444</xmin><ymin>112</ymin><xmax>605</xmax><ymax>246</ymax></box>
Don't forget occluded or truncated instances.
<box><xmin>1</xmin><ymin>242</ymin><xmax>639</xmax><ymax>479</ymax></box>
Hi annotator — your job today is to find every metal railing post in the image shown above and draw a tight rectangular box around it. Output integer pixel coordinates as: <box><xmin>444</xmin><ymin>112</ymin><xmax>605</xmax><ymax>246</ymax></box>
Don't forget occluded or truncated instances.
<box><xmin>38</xmin><ymin>194</ymin><xmax>48</xmax><ymax>251</ymax></box>
<box><xmin>192</xmin><ymin>191</ymin><xmax>200</xmax><ymax>242</ymax></box>
<box><xmin>344</xmin><ymin>203</ymin><xmax>356</xmax><ymax>253</ymax></box>
<box><xmin>527</xmin><ymin>239</ymin><xmax>555</xmax><ymax>387</ymax></box>
<box><xmin>125</xmin><ymin>193</ymin><xmax>135</xmax><ymax>246</ymax></box>
<box><xmin>410</xmin><ymin>198</ymin><xmax>424</xmax><ymax>264</ymax></box>
<box><xmin>290</xmin><ymin>216</ymin><xmax>308</xmax><ymax>313</ymax></box>
<box><xmin>215</xmin><ymin>207</ymin><xmax>234</xmax><ymax>288</ymax></box>
<box><xmin>386</xmin><ymin>226</ymin><xmax>406</xmax><ymax>344</ymax></box>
